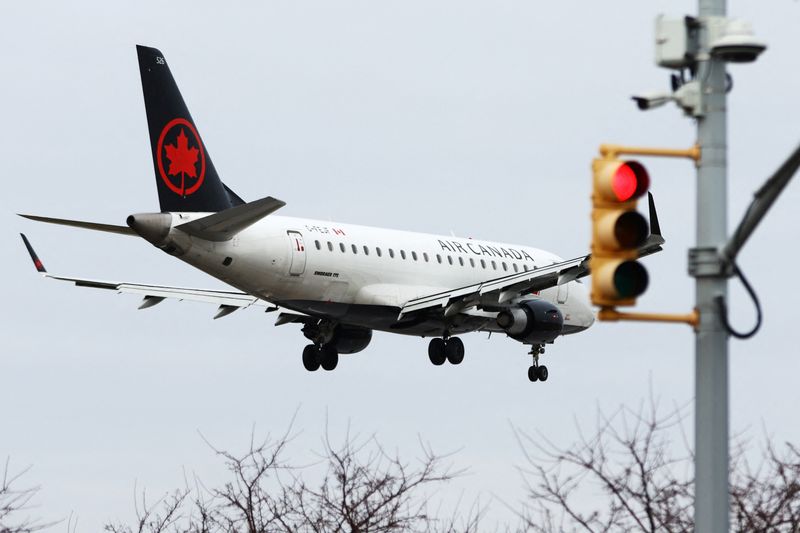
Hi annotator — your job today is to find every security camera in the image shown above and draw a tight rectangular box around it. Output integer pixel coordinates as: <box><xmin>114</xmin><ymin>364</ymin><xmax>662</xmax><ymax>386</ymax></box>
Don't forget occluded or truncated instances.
<box><xmin>710</xmin><ymin>19</ymin><xmax>766</xmax><ymax>63</ymax></box>
<box><xmin>631</xmin><ymin>92</ymin><xmax>673</xmax><ymax>111</ymax></box>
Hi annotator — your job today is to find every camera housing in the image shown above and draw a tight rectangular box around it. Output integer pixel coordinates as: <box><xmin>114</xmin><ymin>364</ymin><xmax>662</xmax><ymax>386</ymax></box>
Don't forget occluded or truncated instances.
<box><xmin>631</xmin><ymin>92</ymin><xmax>673</xmax><ymax>111</ymax></box>
<box><xmin>710</xmin><ymin>19</ymin><xmax>766</xmax><ymax>63</ymax></box>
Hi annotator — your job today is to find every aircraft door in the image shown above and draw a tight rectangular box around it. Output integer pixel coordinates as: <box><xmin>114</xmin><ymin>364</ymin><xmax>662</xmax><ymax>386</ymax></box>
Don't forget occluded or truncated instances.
<box><xmin>557</xmin><ymin>283</ymin><xmax>569</xmax><ymax>304</ymax></box>
<box><xmin>287</xmin><ymin>231</ymin><xmax>306</xmax><ymax>276</ymax></box>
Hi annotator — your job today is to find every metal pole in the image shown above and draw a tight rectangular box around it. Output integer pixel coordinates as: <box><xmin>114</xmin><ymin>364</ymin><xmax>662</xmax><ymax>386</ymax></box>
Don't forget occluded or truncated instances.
<box><xmin>694</xmin><ymin>0</ymin><xmax>729</xmax><ymax>530</ymax></box>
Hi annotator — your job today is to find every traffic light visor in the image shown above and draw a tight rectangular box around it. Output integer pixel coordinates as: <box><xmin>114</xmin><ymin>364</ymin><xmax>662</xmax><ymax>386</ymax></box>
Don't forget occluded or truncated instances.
<box><xmin>612</xmin><ymin>162</ymin><xmax>649</xmax><ymax>202</ymax></box>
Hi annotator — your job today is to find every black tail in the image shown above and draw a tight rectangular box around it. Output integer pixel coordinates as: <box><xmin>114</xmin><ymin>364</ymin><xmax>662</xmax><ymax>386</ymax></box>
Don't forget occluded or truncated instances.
<box><xmin>137</xmin><ymin>45</ymin><xmax>243</xmax><ymax>212</ymax></box>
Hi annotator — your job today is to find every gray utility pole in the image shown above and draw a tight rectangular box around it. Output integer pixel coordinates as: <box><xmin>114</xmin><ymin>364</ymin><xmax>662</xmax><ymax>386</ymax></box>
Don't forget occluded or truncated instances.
<box><xmin>693</xmin><ymin>0</ymin><xmax>729</xmax><ymax>530</ymax></box>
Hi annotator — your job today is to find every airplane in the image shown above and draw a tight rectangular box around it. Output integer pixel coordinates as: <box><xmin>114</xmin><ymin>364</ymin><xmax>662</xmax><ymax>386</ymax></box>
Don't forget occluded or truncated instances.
<box><xmin>19</xmin><ymin>45</ymin><xmax>665</xmax><ymax>383</ymax></box>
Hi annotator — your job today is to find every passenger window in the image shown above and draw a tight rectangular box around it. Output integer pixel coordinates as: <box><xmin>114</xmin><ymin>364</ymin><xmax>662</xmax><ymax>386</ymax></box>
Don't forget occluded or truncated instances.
<box><xmin>315</xmin><ymin>240</ymin><xmax>321</xmax><ymax>250</ymax></box>
<box><xmin>458</xmin><ymin>257</ymin><xmax>464</xmax><ymax>266</ymax></box>
<box><xmin>513</xmin><ymin>263</ymin><xmax>519</xmax><ymax>272</ymax></box>
<box><xmin>389</xmin><ymin>249</ymin><xmax>395</xmax><ymax>258</ymax></box>
<box><xmin>423</xmin><ymin>252</ymin><xmax>429</xmax><ymax>262</ymax></box>
<box><xmin>436</xmin><ymin>254</ymin><xmax>442</xmax><ymax>264</ymax></box>
<box><xmin>502</xmin><ymin>262</ymin><xmax>507</xmax><ymax>271</ymax></box>
<box><xmin>412</xmin><ymin>251</ymin><xmax>418</xmax><ymax>261</ymax></box>
<box><xmin>351</xmin><ymin>244</ymin><xmax>358</xmax><ymax>254</ymax></box>
<box><xmin>523</xmin><ymin>264</ymin><xmax>529</xmax><ymax>272</ymax></box>
<box><xmin>480</xmin><ymin>259</ymin><xmax>486</xmax><ymax>269</ymax></box>
<box><xmin>491</xmin><ymin>261</ymin><xmax>497</xmax><ymax>270</ymax></box>
<box><xmin>447</xmin><ymin>256</ymin><xmax>453</xmax><ymax>265</ymax></box>
<box><xmin>377</xmin><ymin>247</ymin><xmax>382</xmax><ymax>257</ymax></box>
<box><xmin>327</xmin><ymin>241</ymin><xmax>333</xmax><ymax>252</ymax></box>
<box><xmin>469</xmin><ymin>258</ymin><xmax>475</xmax><ymax>267</ymax></box>
<box><xmin>339</xmin><ymin>243</ymin><xmax>345</xmax><ymax>253</ymax></box>
<box><xmin>401</xmin><ymin>250</ymin><xmax>406</xmax><ymax>260</ymax></box>
<box><xmin>363</xmin><ymin>245</ymin><xmax>370</xmax><ymax>256</ymax></box>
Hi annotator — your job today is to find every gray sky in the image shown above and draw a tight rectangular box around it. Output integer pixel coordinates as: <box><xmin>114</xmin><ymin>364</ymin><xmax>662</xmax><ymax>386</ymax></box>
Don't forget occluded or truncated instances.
<box><xmin>1</xmin><ymin>0</ymin><xmax>799</xmax><ymax>529</ymax></box>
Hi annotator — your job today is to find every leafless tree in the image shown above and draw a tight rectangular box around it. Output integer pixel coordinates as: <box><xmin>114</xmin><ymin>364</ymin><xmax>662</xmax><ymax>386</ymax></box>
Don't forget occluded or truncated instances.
<box><xmin>730</xmin><ymin>439</ymin><xmax>800</xmax><ymax>531</ymax></box>
<box><xmin>0</xmin><ymin>458</ymin><xmax>47</xmax><ymax>533</ymax></box>
<box><xmin>513</xmin><ymin>398</ymin><xmax>800</xmax><ymax>533</ymax></box>
<box><xmin>105</xmin><ymin>426</ymin><xmax>482</xmax><ymax>533</ymax></box>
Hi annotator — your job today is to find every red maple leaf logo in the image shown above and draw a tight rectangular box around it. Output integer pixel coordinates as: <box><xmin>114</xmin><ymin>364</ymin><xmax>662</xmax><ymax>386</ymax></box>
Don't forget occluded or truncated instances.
<box><xmin>164</xmin><ymin>129</ymin><xmax>199</xmax><ymax>179</ymax></box>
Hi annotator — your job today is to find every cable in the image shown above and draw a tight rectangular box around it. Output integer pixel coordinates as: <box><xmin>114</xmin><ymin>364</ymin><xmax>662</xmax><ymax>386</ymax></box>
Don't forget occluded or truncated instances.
<box><xmin>714</xmin><ymin>260</ymin><xmax>762</xmax><ymax>340</ymax></box>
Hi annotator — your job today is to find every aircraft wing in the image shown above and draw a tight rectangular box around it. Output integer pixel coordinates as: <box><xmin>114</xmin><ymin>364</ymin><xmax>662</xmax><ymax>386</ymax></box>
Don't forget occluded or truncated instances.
<box><xmin>20</xmin><ymin>233</ymin><xmax>309</xmax><ymax>323</ymax></box>
<box><xmin>399</xmin><ymin>193</ymin><xmax>665</xmax><ymax>318</ymax></box>
<box><xmin>398</xmin><ymin>255</ymin><xmax>590</xmax><ymax>318</ymax></box>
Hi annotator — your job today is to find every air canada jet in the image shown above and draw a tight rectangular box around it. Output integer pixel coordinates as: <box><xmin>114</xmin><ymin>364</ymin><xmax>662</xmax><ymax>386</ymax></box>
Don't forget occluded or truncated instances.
<box><xmin>20</xmin><ymin>45</ymin><xmax>664</xmax><ymax>383</ymax></box>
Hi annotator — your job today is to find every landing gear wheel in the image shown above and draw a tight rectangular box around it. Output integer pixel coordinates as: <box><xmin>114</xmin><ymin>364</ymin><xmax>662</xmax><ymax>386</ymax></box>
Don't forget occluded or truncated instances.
<box><xmin>302</xmin><ymin>345</ymin><xmax>320</xmax><ymax>372</ymax></box>
<box><xmin>445</xmin><ymin>337</ymin><xmax>465</xmax><ymax>365</ymax></box>
<box><xmin>428</xmin><ymin>338</ymin><xmax>446</xmax><ymax>366</ymax></box>
<box><xmin>319</xmin><ymin>345</ymin><xmax>339</xmax><ymax>371</ymax></box>
<box><xmin>527</xmin><ymin>366</ymin><xmax>539</xmax><ymax>382</ymax></box>
<box><xmin>537</xmin><ymin>365</ymin><xmax>549</xmax><ymax>382</ymax></box>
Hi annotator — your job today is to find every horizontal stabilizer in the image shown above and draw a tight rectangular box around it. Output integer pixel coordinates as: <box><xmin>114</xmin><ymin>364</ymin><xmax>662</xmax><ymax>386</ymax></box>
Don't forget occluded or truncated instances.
<box><xmin>176</xmin><ymin>195</ymin><xmax>286</xmax><ymax>241</ymax></box>
<box><xmin>19</xmin><ymin>214</ymin><xmax>136</xmax><ymax>236</ymax></box>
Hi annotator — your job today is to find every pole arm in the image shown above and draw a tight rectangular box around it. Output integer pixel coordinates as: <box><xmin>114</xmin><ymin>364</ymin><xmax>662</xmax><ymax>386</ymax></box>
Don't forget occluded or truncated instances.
<box><xmin>599</xmin><ymin>143</ymin><xmax>701</xmax><ymax>161</ymax></box>
<box><xmin>722</xmin><ymin>141</ymin><xmax>800</xmax><ymax>264</ymax></box>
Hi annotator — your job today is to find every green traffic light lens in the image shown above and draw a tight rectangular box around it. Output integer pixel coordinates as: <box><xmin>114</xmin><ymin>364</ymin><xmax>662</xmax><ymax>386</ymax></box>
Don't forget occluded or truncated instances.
<box><xmin>614</xmin><ymin>260</ymin><xmax>649</xmax><ymax>298</ymax></box>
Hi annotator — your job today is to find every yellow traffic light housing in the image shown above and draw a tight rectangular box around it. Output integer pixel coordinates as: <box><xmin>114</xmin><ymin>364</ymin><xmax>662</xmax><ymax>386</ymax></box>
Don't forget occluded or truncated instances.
<box><xmin>591</xmin><ymin>157</ymin><xmax>651</xmax><ymax>307</ymax></box>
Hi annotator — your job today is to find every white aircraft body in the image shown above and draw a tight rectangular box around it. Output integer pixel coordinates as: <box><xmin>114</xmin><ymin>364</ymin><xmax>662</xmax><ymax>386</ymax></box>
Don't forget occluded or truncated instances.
<box><xmin>20</xmin><ymin>46</ymin><xmax>664</xmax><ymax>382</ymax></box>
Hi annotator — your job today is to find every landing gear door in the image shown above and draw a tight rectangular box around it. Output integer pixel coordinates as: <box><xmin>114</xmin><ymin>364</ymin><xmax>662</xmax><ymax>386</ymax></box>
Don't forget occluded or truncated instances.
<box><xmin>557</xmin><ymin>283</ymin><xmax>569</xmax><ymax>304</ymax></box>
<box><xmin>287</xmin><ymin>231</ymin><xmax>306</xmax><ymax>276</ymax></box>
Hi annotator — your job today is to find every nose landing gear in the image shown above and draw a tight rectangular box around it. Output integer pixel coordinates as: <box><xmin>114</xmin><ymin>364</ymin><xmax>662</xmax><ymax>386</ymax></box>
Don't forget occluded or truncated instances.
<box><xmin>527</xmin><ymin>344</ymin><xmax>549</xmax><ymax>383</ymax></box>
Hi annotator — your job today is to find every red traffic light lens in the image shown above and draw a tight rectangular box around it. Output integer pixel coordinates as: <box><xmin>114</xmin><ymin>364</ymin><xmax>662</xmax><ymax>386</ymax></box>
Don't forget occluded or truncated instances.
<box><xmin>612</xmin><ymin>162</ymin><xmax>649</xmax><ymax>202</ymax></box>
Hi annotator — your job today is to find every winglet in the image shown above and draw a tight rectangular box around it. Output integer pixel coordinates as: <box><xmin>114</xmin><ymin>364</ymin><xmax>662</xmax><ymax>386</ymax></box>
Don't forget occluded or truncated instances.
<box><xmin>637</xmin><ymin>193</ymin><xmax>665</xmax><ymax>258</ymax></box>
<box><xmin>20</xmin><ymin>233</ymin><xmax>47</xmax><ymax>273</ymax></box>
<box><xmin>648</xmin><ymin>192</ymin><xmax>662</xmax><ymax>238</ymax></box>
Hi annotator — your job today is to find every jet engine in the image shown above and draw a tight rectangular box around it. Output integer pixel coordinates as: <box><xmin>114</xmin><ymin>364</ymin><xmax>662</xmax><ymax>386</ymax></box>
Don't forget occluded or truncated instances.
<box><xmin>330</xmin><ymin>325</ymin><xmax>373</xmax><ymax>354</ymax></box>
<box><xmin>496</xmin><ymin>300</ymin><xmax>564</xmax><ymax>344</ymax></box>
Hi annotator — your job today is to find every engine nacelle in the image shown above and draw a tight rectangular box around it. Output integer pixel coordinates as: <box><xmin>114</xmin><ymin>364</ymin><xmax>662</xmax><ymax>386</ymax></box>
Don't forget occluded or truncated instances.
<box><xmin>330</xmin><ymin>325</ymin><xmax>373</xmax><ymax>354</ymax></box>
<box><xmin>496</xmin><ymin>300</ymin><xmax>564</xmax><ymax>344</ymax></box>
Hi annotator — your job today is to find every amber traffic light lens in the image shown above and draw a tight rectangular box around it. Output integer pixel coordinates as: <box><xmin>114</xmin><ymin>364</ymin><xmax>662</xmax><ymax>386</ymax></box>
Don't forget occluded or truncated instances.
<box><xmin>613</xmin><ymin>211</ymin><xmax>649</xmax><ymax>248</ymax></box>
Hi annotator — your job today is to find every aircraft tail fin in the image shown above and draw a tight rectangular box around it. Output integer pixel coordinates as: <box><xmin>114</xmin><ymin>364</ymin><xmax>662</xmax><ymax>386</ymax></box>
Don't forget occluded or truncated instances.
<box><xmin>136</xmin><ymin>45</ymin><xmax>243</xmax><ymax>213</ymax></box>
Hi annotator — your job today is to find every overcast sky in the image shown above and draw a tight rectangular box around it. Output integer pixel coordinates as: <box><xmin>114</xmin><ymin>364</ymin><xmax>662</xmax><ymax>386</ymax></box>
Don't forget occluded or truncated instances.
<box><xmin>1</xmin><ymin>0</ymin><xmax>799</xmax><ymax>529</ymax></box>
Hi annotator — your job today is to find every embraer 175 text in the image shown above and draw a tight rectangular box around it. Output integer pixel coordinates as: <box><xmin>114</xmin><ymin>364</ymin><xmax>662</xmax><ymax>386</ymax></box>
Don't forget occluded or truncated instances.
<box><xmin>20</xmin><ymin>46</ymin><xmax>665</xmax><ymax>383</ymax></box>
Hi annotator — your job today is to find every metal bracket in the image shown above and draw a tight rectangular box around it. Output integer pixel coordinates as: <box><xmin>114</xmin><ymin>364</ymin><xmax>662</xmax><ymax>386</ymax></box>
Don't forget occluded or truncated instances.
<box><xmin>598</xmin><ymin>307</ymin><xmax>700</xmax><ymax>328</ymax></box>
<box><xmin>688</xmin><ymin>247</ymin><xmax>729</xmax><ymax>278</ymax></box>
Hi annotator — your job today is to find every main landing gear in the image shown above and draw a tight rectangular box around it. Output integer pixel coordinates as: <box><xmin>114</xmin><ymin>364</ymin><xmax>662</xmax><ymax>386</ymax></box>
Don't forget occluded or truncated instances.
<box><xmin>302</xmin><ymin>344</ymin><xmax>339</xmax><ymax>372</ymax></box>
<box><xmin>428</xmin><ymin>336</ymin><xmax>465</xmax><ymax>366</ymax></box>
<box><xmin>527</xmin><ymin>344</ymin><xmax>549</xmax><ymax>383</ymax></box>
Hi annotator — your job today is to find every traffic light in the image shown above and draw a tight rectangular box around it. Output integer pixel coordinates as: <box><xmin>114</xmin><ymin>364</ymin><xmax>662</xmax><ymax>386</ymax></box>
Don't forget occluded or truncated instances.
<box><xmin>591</xmin><ymin>156</ymin><xmax>651</xmax><ymax>307</ymax></box>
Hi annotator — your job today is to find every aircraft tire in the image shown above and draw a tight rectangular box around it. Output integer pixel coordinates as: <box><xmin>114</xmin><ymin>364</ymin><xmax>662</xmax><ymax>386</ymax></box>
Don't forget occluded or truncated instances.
<box><xmin>303</xmin><ymin>345</ymin><xmax>321</xmax><ymax>372</ymax></box>
<box><xmin>537</xmin><ymin>365</ymin><xmax>549</xmax><ymax>382</ymax></box>
<box><xmin>527</xmin><ymin>366</ymin><xmax>539</xmax><ymax>382</ymax></box>
<box><xmin>428</xmin><ymin>338</ymin><xmax>446</xmax><ymax>366</ymax></box>
<box><xmin>320</xmin><ymin>345</ymin><xmax>339</xmax><ymax>371</ymax></box>
<box><xmin>445</xmin><ymin>337</ymin><xmax>465</xmax><ymax>365</ymax></box>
